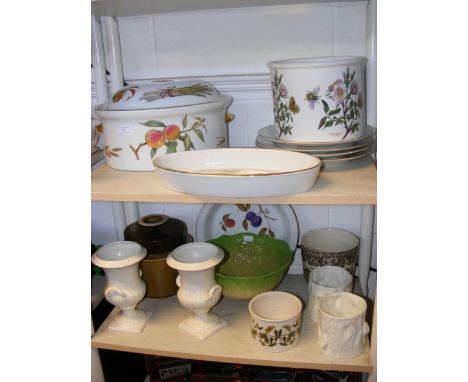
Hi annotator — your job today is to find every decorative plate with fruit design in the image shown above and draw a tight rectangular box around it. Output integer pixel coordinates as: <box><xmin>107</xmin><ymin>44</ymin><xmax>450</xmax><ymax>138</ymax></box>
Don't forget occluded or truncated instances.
<box><xmin>196</xmin><ymin>204</ymin><xmax>299</xmax><ymax>252</ymax></box>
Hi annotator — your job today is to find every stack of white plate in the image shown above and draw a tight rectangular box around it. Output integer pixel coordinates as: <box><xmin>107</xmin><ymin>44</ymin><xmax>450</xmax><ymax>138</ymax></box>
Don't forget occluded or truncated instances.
<box><xmin>255</xmin><ymin>125</ymin><xmax>376</xmax><ymax>163</ymax></box>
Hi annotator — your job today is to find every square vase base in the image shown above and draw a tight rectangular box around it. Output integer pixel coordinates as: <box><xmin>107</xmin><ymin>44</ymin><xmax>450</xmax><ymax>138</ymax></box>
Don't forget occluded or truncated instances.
<box><xmin>178</xmin><ymin>314</ymin><xmax>227</xmax><ymax>340</ymax></box>
<box><xmin>108</xmin><ymin>310</ymin><xmax>152</xmax><ymax>334</ymax></box>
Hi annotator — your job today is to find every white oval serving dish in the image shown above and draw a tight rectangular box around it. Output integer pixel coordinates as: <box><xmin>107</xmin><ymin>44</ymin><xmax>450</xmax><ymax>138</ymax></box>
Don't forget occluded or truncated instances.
<box><xmin>267</xmin><ymin>56</ymin><xmax>367</xmax><ymax>143</ymax></box>
<box><xmin>153</xmin><ymin>148</ymin><xmax>321</xmax><ymax>197</ymax></box>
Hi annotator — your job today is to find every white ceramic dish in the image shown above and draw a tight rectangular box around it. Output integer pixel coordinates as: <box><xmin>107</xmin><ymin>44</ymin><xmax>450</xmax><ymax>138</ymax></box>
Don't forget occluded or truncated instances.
<box><xmin>95</xmin><ymin>80</ymin><xmax>234</xmax><ymax>171</ymax></box>
<box><xmin>321</xmin><ymin>149</ymin><xmax>375</xmax><ymax>165</ymax></box>
<box><xmin>153</xmin><ymin>148</ymin><xmax>321</xmax><ymax>197</ymax></box>
<box><xmin>258</xmin><ymin>125</ymin><xmax>376</xmax><ymax>149</ymax></box>
<box><xmin>255</xmin><ymin>136</ymin><xmax>375</xmax><ymax>156</ymax></box>
<box><xmin>196</xmin><ymin>203</ymin><xmax>299</xmax><ymax>252</ymax></box>
<box><xmin>256</xmin><ymin>140</ymin><xmax>376</xmax><ymax>161</ymax></box>
<box><xmin>268</xmin><ymin>56</ymin><xmax>367</xmax><ymax>143</ymax></box>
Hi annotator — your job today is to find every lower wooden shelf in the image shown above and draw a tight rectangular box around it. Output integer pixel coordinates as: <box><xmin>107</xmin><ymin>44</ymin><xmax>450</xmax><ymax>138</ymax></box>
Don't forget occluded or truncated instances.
<box><xmin>91</xmin><ymin>275</ymin><xmax>373</xmax><ymax>373</ymax></box>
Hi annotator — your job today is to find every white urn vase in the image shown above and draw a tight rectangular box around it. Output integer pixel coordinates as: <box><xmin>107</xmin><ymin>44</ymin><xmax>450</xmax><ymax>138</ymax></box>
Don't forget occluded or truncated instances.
<box><xmin>166</xmin><ymin>242</ymin><xmax>226</xmax><ymax>340</ymax></box>
<box><xmin>92</xmin><ymin>241</ymin><xmax>151</xmax><ymax>333</ymax></box>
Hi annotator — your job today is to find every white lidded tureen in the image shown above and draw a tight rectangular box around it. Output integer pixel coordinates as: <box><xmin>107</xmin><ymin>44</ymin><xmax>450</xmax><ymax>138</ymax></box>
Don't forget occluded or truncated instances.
<box><xmin>95</xmin><ymin>79</ymin><xmax>234</xmax><ymax>171</ymax></box>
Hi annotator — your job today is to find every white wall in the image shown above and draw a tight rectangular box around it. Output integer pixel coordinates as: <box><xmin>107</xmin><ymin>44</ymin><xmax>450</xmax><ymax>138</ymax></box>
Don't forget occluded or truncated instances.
<box><xmin>91</xmin><ymin>1</ymin><xmax>377</xmax><ymax>299</ymax></box>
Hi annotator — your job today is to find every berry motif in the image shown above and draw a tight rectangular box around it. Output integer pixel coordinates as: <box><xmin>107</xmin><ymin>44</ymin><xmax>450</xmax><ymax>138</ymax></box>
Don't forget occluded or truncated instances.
<box><xmin>251</xmin><ymin>215</ymin><xmax>263</xmax><ymax>228</ymax></box>
<box><xmin>220</xmin><ymin>214</ymin><xmax>236</xmax><ymax>232</ymax></box>
<box><xmin>224</xmin><ymin>218</ymin><xmax>236</xmax><ymax>228</ymax></box>
<box><xmin>218</xmin><ymin>204</ymin><xmax>277</xmax><ymax>238</ymax></box>
<box><xmin>245</xmin><ymin>211</ymin><xmax>256</xmax><ymax>221</ymax></box>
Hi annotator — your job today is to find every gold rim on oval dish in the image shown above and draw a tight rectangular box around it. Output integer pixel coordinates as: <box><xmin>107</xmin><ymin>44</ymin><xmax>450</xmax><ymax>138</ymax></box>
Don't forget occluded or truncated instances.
<box><xmin>154</xmin><ymin>154</ymin><xmax>321</xmax><ymax>177</ymax></box>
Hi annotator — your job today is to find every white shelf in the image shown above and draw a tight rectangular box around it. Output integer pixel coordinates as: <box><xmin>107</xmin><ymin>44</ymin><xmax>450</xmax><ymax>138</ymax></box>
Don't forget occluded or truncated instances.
<box><xmin>91</xmin><ymin>274</ymin><xmax>373</xmax><ymax>372</ymax></box>
<box><xmin>92</xmin><ymin>0</ymin><xmax>366</xmax><ymax>17</ymax></box>
<box><xmin>91</xmin><ymin>156</ymin><xmax>376</xmax><ymax>205</ymax></box>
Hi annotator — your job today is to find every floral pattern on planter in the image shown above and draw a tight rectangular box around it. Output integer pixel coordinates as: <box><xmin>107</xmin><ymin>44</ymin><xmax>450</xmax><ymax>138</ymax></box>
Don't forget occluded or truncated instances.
<box><xmin>129</xmin><ymin>115</ymin><xmax>207</xmax><ymax>160</ymax></box>
<box><xmin>219</xmin><ymin>204</ymin><xmax>278</xmax><ymax>237</ymax></box>
<box><xmin>140</xmin><ymin>83</ymin><xmax>215</xmax><ymax>103</ymax></box>
<box><xmin>310</xmin><ymin>67</ymin><xmax>363</xmax><ymax>140</ymax></box>
<box><xmin>112</xmin><ymin>86</ymin><xmax>138</xmax><ymax>103</ymax></box>
<box><xmin>104</xmin><ymin>145</ymin><xmax>122</xmax><ymax>158</ymax></box>
<box><xmin>272</xmin><ymin>70</ymin><xmax>299</xmax><ymax>138</ymax></box>
<box><xmin>251</xmin><ymin>318</ymin><xmax>301</xmax><ymax>348</ymax></box>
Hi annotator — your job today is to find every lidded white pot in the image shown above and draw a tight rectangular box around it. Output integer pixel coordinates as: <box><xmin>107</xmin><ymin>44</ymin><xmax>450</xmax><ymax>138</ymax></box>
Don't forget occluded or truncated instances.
<box><xmin>267</xmin><ymin>56</ymin><xmax>367</xmax><ymax>143</ymax></box>
<box><xmin>95</xmin><ymin>79</ymin><xmax>233</xmax><ymax>171</ymax></box>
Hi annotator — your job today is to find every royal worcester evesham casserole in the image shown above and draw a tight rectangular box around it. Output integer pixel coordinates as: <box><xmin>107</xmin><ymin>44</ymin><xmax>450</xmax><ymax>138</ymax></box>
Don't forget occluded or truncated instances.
<box><xmin>95</xmin><ymin>79</ymin><xmax>233</xmax><ymax>171</ymax></box>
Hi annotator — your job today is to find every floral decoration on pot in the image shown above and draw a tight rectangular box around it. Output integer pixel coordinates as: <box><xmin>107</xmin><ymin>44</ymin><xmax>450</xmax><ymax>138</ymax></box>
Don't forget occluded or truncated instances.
<box><xmin>248</xmin><ymin>291</ymin><xmax>303</xmax><ymax>352</ymax></box>
<box><xmin>267</xmin><ymin>56</ymin><xmax>366</xmax><ymax>143</ymax></box>
<box><xmin>251</xmin><ymin>318</ymin><xmax>301</xmax><ymax>348</ymax></box>
<box><xmin>309</xmin><ymin>67</ymin><xmax>363</xmax><ymax>140</ymax></box>
<box><xmin>129</xmin><ymin>115</ymin><xmax>210</xmax><ymax>160</ymax></box>
<box><xmin>219</xmin><ymin>204</ymin><xmax>278</xmax><ymax>237</ymax></box>
<box><xmin>272</xmin><ymin>71</ymin><xmax>300</xmax><ymax>138</ymax></box>
<box><xmin>104</xmin><ymin>146</ymin><xmax>122</xmax><ymax>158</ymax></box>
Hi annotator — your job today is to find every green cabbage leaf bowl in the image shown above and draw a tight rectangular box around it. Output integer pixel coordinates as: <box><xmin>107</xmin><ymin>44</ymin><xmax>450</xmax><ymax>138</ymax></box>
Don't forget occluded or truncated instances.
<box><xmin>208</xmin><ymin>232</ymin><xmax>293</xmax><ymax>299</ymax></box>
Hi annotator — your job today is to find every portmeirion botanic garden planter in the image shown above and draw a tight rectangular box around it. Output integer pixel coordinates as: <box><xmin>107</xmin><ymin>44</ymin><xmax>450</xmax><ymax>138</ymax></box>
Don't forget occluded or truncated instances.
<box><xmin>95</xmin><ymin>79</ymin><xmax>234</xmax><ymax>171</ymax></box>
<box><xmin>267</xmin><ymin>57</ymin><xmax>367</xmax><ymax>142</ymax></box>
<box><xmin>248</xmin><ymin>291</ymin><xmax>303</xmax><ymax>352</ymax></box>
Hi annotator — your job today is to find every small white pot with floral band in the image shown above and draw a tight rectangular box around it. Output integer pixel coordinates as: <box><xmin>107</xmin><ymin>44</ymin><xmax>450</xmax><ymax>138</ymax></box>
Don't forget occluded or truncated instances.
<box><xmin>267</xmin><ymin>57</ymin><xmax>367</xmax><ymax>143</ymax></box>
<box><xmin>95</xmin><ymin>79</ymin><xmax>234</xmax><ymax>171</ymax></box>
<box><xmin>248</xmin><ymin>291</ymin><xmax>303</xmax><ymax>352</ymax></box>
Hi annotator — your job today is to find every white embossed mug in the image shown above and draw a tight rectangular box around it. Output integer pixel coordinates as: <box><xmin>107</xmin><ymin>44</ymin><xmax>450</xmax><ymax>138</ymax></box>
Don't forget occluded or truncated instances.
<box><xmin>307</xmin><ymin>266</ymin><xmax>353</xmax><ymax>323</ymax></box>
<box><xmin>318</xmin><ymin>292</ymin><xmax>369</xmax><ymax>358</ymax></box>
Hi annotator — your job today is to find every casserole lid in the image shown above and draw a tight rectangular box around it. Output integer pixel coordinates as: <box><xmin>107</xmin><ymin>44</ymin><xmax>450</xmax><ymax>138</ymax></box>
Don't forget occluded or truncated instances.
<box><xmin>123</xmin><ymin>214</ymin><xmax>189</xmax><ymax>255</ymax></box>
<box><xmin>96</xmin><ymin>79</ymin><xmax>222</xmax><ymax>111</ymax></box>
